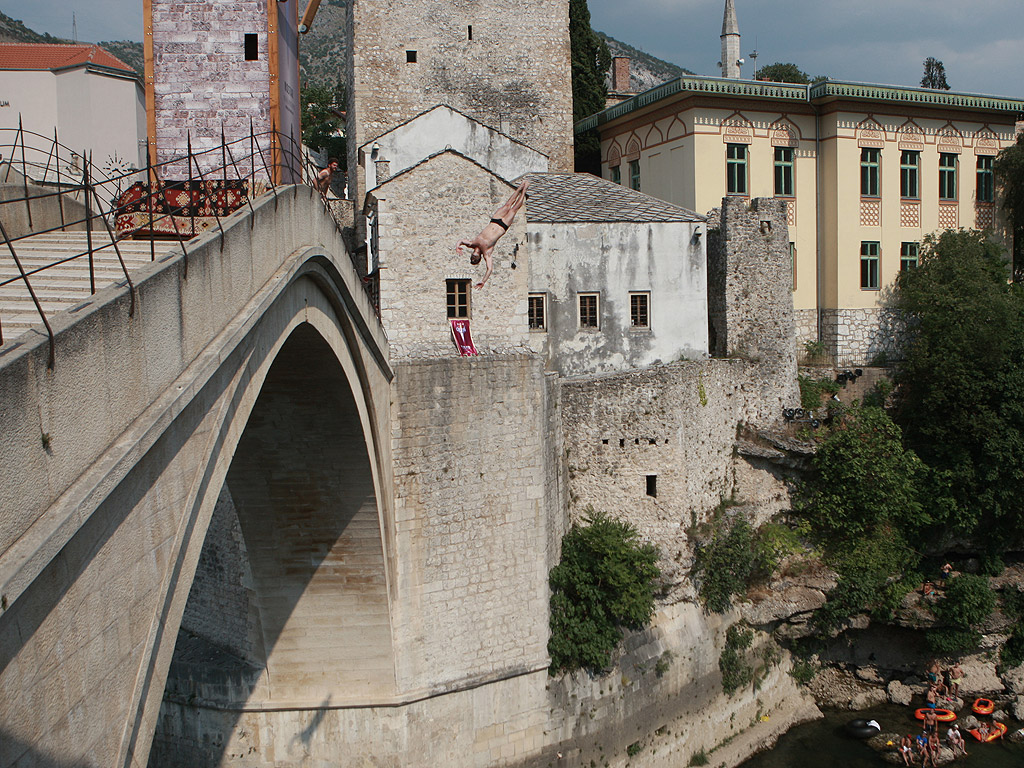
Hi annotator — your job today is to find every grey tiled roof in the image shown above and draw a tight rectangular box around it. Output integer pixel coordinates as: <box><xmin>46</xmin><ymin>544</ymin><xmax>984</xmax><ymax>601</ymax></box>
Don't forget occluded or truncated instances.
<box><xmin>521</xmin><ymin>173</ymin><xmax>704</xmax><ymax>224</ymax></box>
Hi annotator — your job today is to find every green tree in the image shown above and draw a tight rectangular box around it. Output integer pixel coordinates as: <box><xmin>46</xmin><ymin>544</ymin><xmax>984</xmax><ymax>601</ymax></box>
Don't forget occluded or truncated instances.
<box><xmin>548</xmin><ymin>511</ymin><xmax>660</xmax><ymax>673</ymax></box>
<box><xmin>798</xmin><ymin>406</ymin><xmax>929</xmax><ymax>541</ymax></box>
<box><xmin>755</xmin><ymin>62</ymin><xmax>810</xmax><ymax>84</ymax></box>
<box><xmin>570</xmin><ymin>0</ymin><xmax>610</xmax><ymax>174</ymax></box>
<box><xmin>301</xmin><ymin>81</ymin><xmax>346</xmax><ymax>166</ymax></box>
<box><xmin>994</xmin><ymin>131</ymin><xmax>1024</xmax><ymax>281</ymax></box>
<box><xmin>892</xmin><ymin>229</ymin><xmax>1024</xmax><ymax>540</ymax></box>
<box><xmin>920</xmin><ymin>57</ymin><xmax>950</xmax><ymax>90</ymax></box>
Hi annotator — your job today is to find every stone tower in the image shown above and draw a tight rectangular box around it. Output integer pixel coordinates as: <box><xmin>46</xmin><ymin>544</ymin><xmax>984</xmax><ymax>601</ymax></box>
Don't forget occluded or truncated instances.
<box><xmin>720</xmin><ymin>0</ymin><xmax>741</xmax><ymax>79</ymax></box>
<box><xmin>345</xmin><ymin>0</ymin><xmax>573</xmax><ymax>203</ymax></box>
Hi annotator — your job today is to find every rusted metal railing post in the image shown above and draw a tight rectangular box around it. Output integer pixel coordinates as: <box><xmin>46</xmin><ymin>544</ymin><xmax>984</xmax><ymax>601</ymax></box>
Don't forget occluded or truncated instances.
<box><xmin>83</xmin><ymin>149</ymin><xmax>96</xmax><ymax>294</ymax></box>
<box><xmin>19</xmin><ymin>116</ymin><xmax>32</xmax><ymax>230</ymax></box>
<box><xmin>188</xmin><ymin>146</ymin><xmax>226</xmax><ymax>252</ymax></box>
<box><xmin>87</xmin><ymin>182</ymin><xmax>136</xmax><ymax>318</ymax></box>
<box><xmin>252</xmin><ymin>126</ymin><xmax>278</xmax><ymax>211</ymax></box>
<box><xmin>186</xmin><ymin>132</ymin><xmax>196</xmax><ymax>237</ymax></box>
<box><xmin>54</xmin><ymin>128</ymin><xmax>66</xmax><ymax>231</ymax></box>
<box><xmin>150</xmin><ymin>156</ymin><xmax>190</xmax><ymax>279</ymax></box>
<box><xmin>223</xmin><ymin>137</ymin><xmax>257</xmax><ymax>230</ymax></box>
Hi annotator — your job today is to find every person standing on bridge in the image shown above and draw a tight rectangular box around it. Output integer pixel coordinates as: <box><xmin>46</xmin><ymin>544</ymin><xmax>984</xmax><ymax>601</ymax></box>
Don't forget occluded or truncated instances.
<box><xmin>456</xmin><ymin>179</ymin><xmax>528</xmax><ymax>289</ymax></box>
<box><xmin>316</xmin><ymin>158</ymin><xmax>340</xmax><ymax>195</ymax></box>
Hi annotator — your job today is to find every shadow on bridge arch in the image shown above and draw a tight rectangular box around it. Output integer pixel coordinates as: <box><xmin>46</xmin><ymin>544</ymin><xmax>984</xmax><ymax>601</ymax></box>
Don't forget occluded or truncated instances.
<box><xmin>146</xmin><ymin>318</ymin><xmax>397</xmax><ymax>767</ymax></box>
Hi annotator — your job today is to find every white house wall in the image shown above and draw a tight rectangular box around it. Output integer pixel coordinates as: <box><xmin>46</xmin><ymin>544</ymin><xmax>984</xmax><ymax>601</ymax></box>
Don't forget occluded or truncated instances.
<box><xmin>363</xmin><ymin>106</ymin><xmax>548</xmax><ymax>191</ymax></box>
<box><xmin>55</xmin><ymin>69</ymin><xmax>146</xmax><ymax>171</ymax></box>
<box><xmin>528</xmin><ymin>220</ymin><xmax>707</xmax><ymax>377</ymax></box>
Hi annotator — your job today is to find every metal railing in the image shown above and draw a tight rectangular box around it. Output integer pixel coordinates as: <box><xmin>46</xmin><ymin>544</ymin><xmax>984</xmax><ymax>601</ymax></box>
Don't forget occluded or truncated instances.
<box><xmin>0</xmin><ymin>120</ymin><xmax>359</xmax><ymax>368</ymax></box>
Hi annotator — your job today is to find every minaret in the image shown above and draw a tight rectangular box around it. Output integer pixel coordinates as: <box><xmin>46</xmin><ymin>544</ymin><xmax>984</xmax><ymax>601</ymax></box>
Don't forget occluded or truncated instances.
<box><xmin>720</xmin><ymin>0</ymin><xmax>741</xmax><ymax>79</ymax></box>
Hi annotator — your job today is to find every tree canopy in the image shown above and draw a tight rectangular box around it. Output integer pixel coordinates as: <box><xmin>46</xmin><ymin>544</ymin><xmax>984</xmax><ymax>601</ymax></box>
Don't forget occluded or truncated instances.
<box><xmin>570</xmin><ymin>0</ymin><xmax>610</xmax><ymax>174</ymax></box>
<box><xmin>755</xmin><ymin>62</ymin><xmax>810</xmax><ymax>84</ymax></box>
<box><xmin>994</xmin><ymin>131</ymin><xmax>1024</xmax><ymax>280</ymax></box>
<box><xmin>891</xmin><ymin>229</ymin><xmax>1024</xmax><ymax>540</ymax></box>
<box><xmin>921</xmin><ymin>57</ymin><xmax>950</xmax><ymax>90</ymax></box>
<box><xmin>301</xmin><ymin>81</ymin><xmax>346</xmax><ymax>166</ymax></box>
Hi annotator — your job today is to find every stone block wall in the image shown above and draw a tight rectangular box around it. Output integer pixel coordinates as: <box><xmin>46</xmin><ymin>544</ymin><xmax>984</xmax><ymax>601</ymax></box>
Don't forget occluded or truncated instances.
<box><xmin>820</xmin><ymin>307</ymin><xmax>901</xmax><ymax>366</ymax></box>
<box><xmin>560</xmin><ymin>359</ymin><xmax>796</xmax><ymax>595</ymax></box>
<box><xmin>794</xmin><ymin>308</ymin><xmax>818</xmax><ymax>353</ymax></box>
<box><xmin>347</xmin><ymin>0</ymin><xmax>572</xmax><ymax>202</ymax></box>
<box><xmin>371</xmin><ymin>151</ymin><xmax>531</xmax><ymax>358</ymax></box>
<box><xmin>388</xmin><ymin>354</ymin><xmax>563</xmax><ymax>692</ymax></box>
<box><xmin>150</xmin><ymin>0</ymin><xmax>270</xmax><ymax>176</ymax></box>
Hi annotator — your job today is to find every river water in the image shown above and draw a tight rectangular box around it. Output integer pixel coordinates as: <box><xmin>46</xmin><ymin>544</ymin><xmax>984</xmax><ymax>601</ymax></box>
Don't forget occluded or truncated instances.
<box><xmin>740</xmin><ymin>704</ymin><xmax>1024</xmax><ymax>768</ymax></box>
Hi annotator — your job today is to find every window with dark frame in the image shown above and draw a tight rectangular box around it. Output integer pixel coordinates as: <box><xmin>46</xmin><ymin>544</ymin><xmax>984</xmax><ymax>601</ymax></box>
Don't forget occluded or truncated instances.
<box><xmin>578</xmin><ymin>293</ymin><xmax>599</xmax><ymax>329</ymax></box>
<box><xmin>900</xmin><ymin>241</ymin><xmax>919</xmax><ymax>271</ymax></box>
<box><xmin>860</xmin><ymin>241</ymin><xmax>880</xmax><ymax>289</ymax></box>
<box><xmin>244</xmin><ymin>34</ymin><xmax>258</xmax><ymax>61</ymax></box>
<box><xmin>611</xmin><ymin>165</ymin><xmax>621</xmax><ymax>185</ymax></box>
<box><xmin>629</xmin><ymin>292</ymin><xmax>650</xmax><ymax>328</ymax></box>
<box><xmin>774</xmin><ymin>147</ymin><xmax>794</xmax><ymax>197</ymax></box>
<box><xmin>900</xmin><ymin>150</ymin><xmax>920</xmax><ymax>199</ymax></box>
<box><xmin>726</xmin><ymin>143</ymin><xmax>747</xmax><ymax>195</ymax></box>
<box><xmin>977</xmin><ymin>155</ymin><xmax>994</xmax><ymax>203</ymax></box>
<box><xmin>629</xmin><ymin>160</ymin><xmax>640</xmax><ymax>191</ymax></box>
<box><xmin>646</xmin><ymin>474</ymin><xmax>657</xmax><ymax>498</ymax></box>
<box><xmin>446</xmin><ymin>279</ymin><xmax>470</xmax><ymax>318</ymax></box>
<box><xmin>860</xmin><ymin>148</ymin><xmax>880</xmax><ymax>197</ymax></box>
<box><xmin>528</xmin><ymin>293</ymin><xmax>546</xmax><ymax>330</ymax></box>
<box><xmin>939</xmin><ymin>153</ymin><xmax>958</xmax><ymax>200</ymax></box>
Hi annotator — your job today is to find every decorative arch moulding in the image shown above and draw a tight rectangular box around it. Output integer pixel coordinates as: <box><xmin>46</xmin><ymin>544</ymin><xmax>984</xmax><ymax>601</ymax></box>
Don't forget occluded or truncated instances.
<box><xmin>722</xmin><ymin>126</ymin><xmax>753</xmax><ymax>144</ymax></box>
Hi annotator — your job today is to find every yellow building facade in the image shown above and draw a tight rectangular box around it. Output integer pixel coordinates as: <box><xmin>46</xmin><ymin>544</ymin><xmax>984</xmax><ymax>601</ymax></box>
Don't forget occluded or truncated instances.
<box><xmin>579</xmin><ymin>77</ymin><xmax>1024</xmax><ymax>364</ymax></box>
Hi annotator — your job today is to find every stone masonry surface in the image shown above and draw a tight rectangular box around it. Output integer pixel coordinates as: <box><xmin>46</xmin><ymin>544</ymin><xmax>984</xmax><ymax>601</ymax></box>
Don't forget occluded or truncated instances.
<box><xmin>388</xmin><ymin>355</ymin><xmax>560</xmax><ymax>692</ymax></box>
<box><xmin>346</xmin><ymin>0</ymin><xmax>573</xmax><ymax>203</ymax></box>
<box><xmin>372</xmin><ymin>151</ymin><xmax>531</xmax><ymax>358</ymax></box>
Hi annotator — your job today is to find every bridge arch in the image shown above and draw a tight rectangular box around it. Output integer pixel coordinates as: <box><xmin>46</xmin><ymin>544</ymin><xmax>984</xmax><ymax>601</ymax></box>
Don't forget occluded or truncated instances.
<box><xmin>0</xmin><ymin>190</ymin><xmax>395</xmax><ymax>768</ymax></box>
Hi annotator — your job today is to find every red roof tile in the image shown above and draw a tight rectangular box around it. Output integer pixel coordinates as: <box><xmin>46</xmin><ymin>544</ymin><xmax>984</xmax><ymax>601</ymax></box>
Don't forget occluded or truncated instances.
<box><xmin>0</xmin><ymin>43</ymin><xmax>135</xmax><ymax>75</ymax></box>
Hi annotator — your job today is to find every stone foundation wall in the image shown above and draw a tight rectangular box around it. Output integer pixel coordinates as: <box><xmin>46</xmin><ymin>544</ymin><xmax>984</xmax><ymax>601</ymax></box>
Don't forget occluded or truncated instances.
<box><xmin>146</xmin><ymin>603</ymin><xmax>818</xmax><ymax>768</ymax></box>
<box><xmin>388</xmin><ymin>355</ymin><xmax>562</xmax><ymax>692</ymax></box>
<box><xmin>560</xmin><ymin>360</ymin><xmax>796</xmax><ymax>598</ymax></box>
<box><xmin>794</xmin><ymin>308</ymin><xmax>818</xmax><ymax>354</ymax></box>
<box><xmin>820</xmin><ymin>307</ymin><xmax>901</xmax><ymax>367</ymax></box>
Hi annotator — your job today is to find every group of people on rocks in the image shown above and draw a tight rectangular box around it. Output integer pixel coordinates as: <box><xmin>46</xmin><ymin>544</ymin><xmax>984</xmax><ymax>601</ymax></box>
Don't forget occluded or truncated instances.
<box><xmin>897</xmin><ymin>660</ymin><xmax>968</xmax><ymax>766</ymax></box>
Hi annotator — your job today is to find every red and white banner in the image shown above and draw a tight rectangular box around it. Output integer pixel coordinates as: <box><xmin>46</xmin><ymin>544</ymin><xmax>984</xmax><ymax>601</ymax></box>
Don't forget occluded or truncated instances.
<box><xmin>450</xmin><ymin>318</ymin><xmax>478</xmax><ymax>356</ymax></box>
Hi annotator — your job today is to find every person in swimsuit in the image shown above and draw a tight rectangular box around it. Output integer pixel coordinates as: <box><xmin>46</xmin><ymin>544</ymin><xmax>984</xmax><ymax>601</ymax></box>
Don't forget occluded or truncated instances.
<box><xmin>456</xmin><ymin>179</ymin><xmax>529</xmax><ymax>288</ymax></box>
<box><xmin>899</xmin><ymin>734</ymin><xmax>915</xmax><ymax>766</ymax></box>
<box><xmin>947</xmin><ymin>723</ymin><xmax>968</xmax><ymax>756</ymax></box>
<box><xmin>948</xmin><ymin>662</ymin><xmax>963</xmax><ymax>697</ymax></box>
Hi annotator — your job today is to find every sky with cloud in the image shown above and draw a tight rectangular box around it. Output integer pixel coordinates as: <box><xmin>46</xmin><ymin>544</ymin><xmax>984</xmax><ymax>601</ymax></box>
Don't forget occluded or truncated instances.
<box><xmin>2</xmin><ymin>0</ymin><xmax>1021</xmax><ymax>97</ymax></box>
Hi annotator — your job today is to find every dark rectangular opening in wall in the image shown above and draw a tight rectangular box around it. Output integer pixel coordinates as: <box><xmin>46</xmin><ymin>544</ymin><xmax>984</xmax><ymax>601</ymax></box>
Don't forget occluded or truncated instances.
<box><xmin>406</xmin><ymin>50</ymin><xmax>417</xmax><ymax>63</ymax></box>
<box><xmin>619</xmin><ymin>439</ymin><xmax>625</xmax><ymax>448</ymax></box>
<box><xmin>602</xmin><ymin>439</ymin><xmax>609</xmax><ymax>445</ymax></box>
<box><xmin>646</xmin><ymin>474</ymin><xmax>657</xmax><ymax>498</ymax></box>
<box><xmin>244</xmin><ymin>34</ymin><xmax>258</xmax><ymax>61</ymax></box>
<box><xmin>468</xmin><ymin>25</ymin><xmax>473</xmax><ymax>40</ymax></box>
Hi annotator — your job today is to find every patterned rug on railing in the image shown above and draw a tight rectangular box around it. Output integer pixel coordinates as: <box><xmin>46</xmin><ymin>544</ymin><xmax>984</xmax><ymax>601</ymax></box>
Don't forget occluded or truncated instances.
<box><xmin>115</xmin><ymin>179</ymin><xmax>268</xmax><ymax>239</ymax></box>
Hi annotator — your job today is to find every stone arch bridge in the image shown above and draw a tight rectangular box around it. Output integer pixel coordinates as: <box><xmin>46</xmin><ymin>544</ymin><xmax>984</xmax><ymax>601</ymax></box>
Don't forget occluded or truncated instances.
<box><xmin>0</xmin><ymin>187</ymin><xmax>398</xmax><ymax>767</ymax></box>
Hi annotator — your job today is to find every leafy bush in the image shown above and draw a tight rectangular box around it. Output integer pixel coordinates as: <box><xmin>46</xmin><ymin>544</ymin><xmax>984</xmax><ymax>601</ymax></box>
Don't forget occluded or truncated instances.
<box><xmin>654</xmin><ymin>650</ymin><xmax>674</xmax><ymax>678</ymax></box>
<box><xmin>548</xmin><ymin>511</ymin><xmax>660</xmax><ymax>673</ymax></box>
<box><xmin>926</xmin><ymin>628</ymin><xmax>982</xmax><ymax>655</ymax></box>
<box><xmin>797</xmin><ymin>375</ymin><xmax>840</xmax><ymax>411</ymax></box>
<box><xmin>1001</xmin><ymin>624</ymin><xmax>1024</xmax><ymax>669</ymax></box>
<box><xmin>692</xmin><ymin>517</ymin><xmax>793</xmax><ymax>613</ymax></box>
<box><xmin>688</xmin><ymin>748</ymin><xmax>710</xmax><ymax>766</ymax></box>
<box><xmin>933</xmin><ymin>574</ymin><xmax>996</xmax><ymax>628</ymax></box>
<box><xmin>790</xmin><ymin>658</ymin><xmax>818</xmax><ymax>685</ymax></box>
<box><xmin>798</xmin><ymin>406</ymin><xmax>929</xmax><ymax>541</ymax></box>
<box><xmin>719</xmin><ymin>625</ymin><xmax>754</xmax><ymax>694</ymax></box>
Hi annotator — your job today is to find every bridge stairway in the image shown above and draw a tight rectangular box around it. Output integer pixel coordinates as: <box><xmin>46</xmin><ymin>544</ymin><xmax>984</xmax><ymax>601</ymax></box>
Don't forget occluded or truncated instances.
<box><xmin>0</xmin><ymin>231</ymin><xmax>178</xmax><ymax>341</ymax></box>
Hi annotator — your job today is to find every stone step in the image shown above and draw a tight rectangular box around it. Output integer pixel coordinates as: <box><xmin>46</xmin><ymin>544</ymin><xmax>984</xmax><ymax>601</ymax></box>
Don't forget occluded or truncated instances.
<box><xmin>0</xmin><ymin>231</ymin><xmax>178</xmax><ymax>345</ymax></box>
